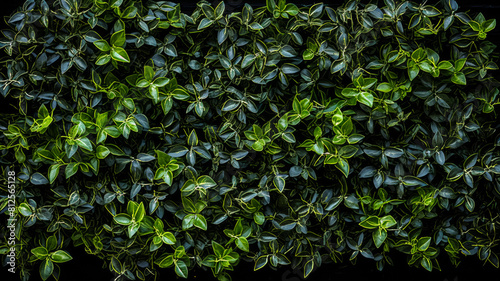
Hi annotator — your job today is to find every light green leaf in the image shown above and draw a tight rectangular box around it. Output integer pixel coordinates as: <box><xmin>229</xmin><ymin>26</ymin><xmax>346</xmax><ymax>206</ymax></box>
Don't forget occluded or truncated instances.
<box><xmin>50</xmin><ymin>250</ymin><xmax>72</xmax><ymax>263</ymax></box>
<box><xmin>335</xmin><ymin>158</ymin><xmax>349</xmax><ymax>177</ymax></box>
<box><xmin>417</xmin><ymin>237</ymin><xmax>432</xmax><ymax>251</ymax></box>
<box><xmin>39</xmin><ymin>259</ymin><xmax>54</xmax><ymax>281</ymax></box>
<box><xmin>32</xmin><ymin>247</ymin><xmax>48</xmax><ymax>260</ymax></box>
<box><xmin>373</xmin><ymin>227</ymin><xmax>387</xmax><ymax>248</ymax></box>
<box><xmin>236</xmin><ymin>237</ymin><xmax>249</xmax><ymax>252</ymax></box>
<box><xmin>110</xmin><ymin>30</ymin><xmax>126</xmax><ymax>47</ymax></box>
<box><xmin>156</xmin><ymin>254</ymin><xmax>174</xmax><ymax>268</ymax></box>
<box><xmin>19</xmin><ymin>202</ymin><xmax>33</xmax><ymax>216</ymax></box>
<box><xmin>451</xmin><ymin>72</ymin><xmax>466</xmax><ymax>85</ymax></box>
<box><xmin>193</xmin><ymin>214</ymin><xmax>208</xmax><ymax>231</ymax></box>
<box><xmin>93</xmin><ymin>39</ymin><xmax>110</xmax><ymax>52</ymax></box>
<box><xmin>376</xmin><ymin>83</ymin><xmax>393</xmax><ymax>92</ymax></box>
<box><xmin>75</xmin><ymin>137</ymin><xmax>93</xmax><ymax>151</ymax></box>
<box><xmin>380</xmin><ymin>215</ymin><xmax>397</xmax><ymax>228</ymax></box>
<box><xmin>197</xmin><ymin>18</ymin><xmax>213</xmax><ymax>30</ymax></box>
<box><xmin>65</xmin><ymin>162</ymin><xmax>79</xmax><ymax>178</ymax></box>
<box><xmin>111</xmin><ymin>47</ymin><xmax>130</xmax><ymax>63</ymax></box>
<box><xmin>114</xmin><ymin>213</ymin><xmax>132</xmax><ymax>225</ymax></box>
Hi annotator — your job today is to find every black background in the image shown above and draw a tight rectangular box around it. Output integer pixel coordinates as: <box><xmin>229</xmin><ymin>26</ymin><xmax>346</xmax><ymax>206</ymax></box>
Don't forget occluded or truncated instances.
<box><xmin>1</xmin><ymin>0</ymin><xmax>499</xmax><ymax>281</ymax></box>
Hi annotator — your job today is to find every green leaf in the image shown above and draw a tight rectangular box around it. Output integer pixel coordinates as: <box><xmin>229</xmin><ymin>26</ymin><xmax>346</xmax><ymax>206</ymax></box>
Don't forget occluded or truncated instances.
<box><xmin>122</xmin><ymin>98</ymin><xmax>135</xmax><ymax>110</ymax></box>
<box><xmin>65</xmin><ymin>162</ymin><xmax>79</xmax><ymax>179</ymax></box>
<box><xmin>96</xmin><ymin>145</ymin><xmax>110</xmax><ymax>159</ymax></box>
<box><xmin>469</xmin><ymin>20</ymin><xmax>481</xmax><ymax>31</ymax></box>
<box><xmin>422</xmin><ymin>5</ymin><xmax>441</xmax><ymax>17</ymax></box>
<box><xmin>266</xmin><ymin>0</ymin><xmax>276</xmax><ymax>13</ymax></box>
<box><xmin>50</xmin><ymin>250</ymin><xmax>72</xmax><ymax>263</ymax></box>
<box><xmin>212</xmin><ymin>241</ymin><xmax>225</xmax><ymax>257</ymax></box>
<box><xmin>110</xmin><ymin>0</ymin><xmax>123</xmax><ymax>8</ymax></box>
<box><xmin>114</xmin><ymin>213</ymin><xmax>132</xmax><ymax>225</ymax></box>
<box><xmin>249</xmin><ymin>22</ymin><xmax>264</xmax><ymax>30</ymax></box>
<box><xmin>48</xmin><ymin>164</ymin><xmax>61</xmax><ymax>184</ymax></box>
<box><xmin>273</xmin><ymin>175</ymin><xmax>286</xmax><ymax>192</ymax></box>
<box><xmin>254</xmin><ymin>212</ymin><xmax>265</xmax><ymax>225</ymax></box>
<box><xmin>96</xmin><ymin>54</ymin><xmax>111</xmax><ymax>65</ymax></box>
<box><xmin>421</xmin><ymin>256</ymin><xmax>433</xmax><ymax>271</ymax></box>
<box><xmin>438</xmin><ymin>61</ymin><xmax>454</xmax><ymax>71</ymax></box>
<box><xmin>339</xmin><ymin>145</ymin><xmax>358</xmax><ymax>158</ymax></box>
<box><xmin>451</xmin><ymin>72</ymin><xmax>466</xmax><ymax>85</ymax></box>
<box><xmin>483</xmin><ymin>19</ymin><xmax>496</xmax><ymax>32</ymax></box>
<box><xmin>236</xmin><ymin>237</ymin><xmax>249</xmax><ymax>252</ymax></box>
<box><xmin>357</xmin><ymin>92</ymin><xmax>374</xmax><ymax>107</ymax></box>
<box><xmin>110</xmin><ymin>30</ymin><xmax>126</xmax><ymax>47</ymax></box>
<box><xmin>19</xmin><ymin>202</ymin><xmax>33</xmax><ymax>216</ymax></box>
<box><xmin>376</xmin><ymin>83</ymin><xmax>393</xmax><ymax>92</ymax></box>
<box><xmin>402</xmin><ymin>176</ymin><xmax>427</xmax><ymax>187</ymax></box>
<box><xmin>304</xmin><ymin>259</ymin><xmax>315</xmax><ymax>278</ymax></box>
<box><xmin>380</xmin><ymin>215</ymin><xmax>397</xmax><ymax>228</ymax></box>
<box><xmin>241</xmin><ymin>54</ymin><xmax>256</xmax><ymax>68</ymax></box>
<box><xmin>284</xmin><ymin>4</ymin><xmax>299</xmax><ymax>16</ymax></box>
<box><xmin>455</xmin><ymin>58</ymin><xmax>467</xmax><ymax>71</ymax></box>
<box><xmin>280</xmin><ymin>45</ymin><xmax>297</xmax><ymax>57</ymax></box>
<box><xmin>444</xmin><ymin>15</ymin><xmax>454</xmax><ymax>30</ymax></box>
<box><xmin>175</xmin><ymin>260</ymin><xmax>188</xmax><ymax>278</ymax></box>
<box><xmin>348</xmin><ymin>134</ymin><xmax>364</xmax><ymax>144</ymax></box>
<box><xmin>94</xmin><ymin>39</ymin><xmax>110</xmax><ymax>52</ymax></box>
<box><xmin>132</xmin><ymin>202</ymin><xmax>145</xmax><ymax>222</ymax></box>
<box><xmin>303</xmin><ymin>49</ymin><xmax>315</xmax><ymax>60</ymax></box>
<box><xmin>309</xmin><ymin>3</ymin><xmax>324</xmax><ymax>18</ymax></box>
<box><xmin>409</xmin><ymin>14</ymin><xmax>421</xmax><ymax>29</ymax></box>
<box><xmin>359</xmin><ymin>216</ymin><xmax>379</xmax><ymax>229</ymax></box>
<box><xmin>32</xmin><ymin>247</ymin><xmax>48</xmax><ymax>260</ymax></box>
<box><xmin>373</xmin><ymin>228</ymin><xmax>387</xmax><ymax>248</ymax></box>
<box><xmin>187</xmin><ymin>130</ymin><xmax>198</xmax><ymax>146</ymax></box>
<box><xmin>335</xmin><ymin>158</ymin><xmax>350</xmax><ymax>177</ymax></box>
<box><xmin>313</xmin><ymin>126</ymin><xmax>322</xmax><ymax>140</ymax></box>
<box><xmin>46</xmin><ymin>236</ymin><xmax>57</xmax><ymax>252</ymax></box>
<box><xmin>281</xmin><ymin>63</ymin><xmax>300</xmax><ymax>74</ymax></box>
<box><xmin>156</xmin><ymin>254</ymin><xmax>174</xmax><ymax>268</ymax></box>
<box><xmin>193</xmin><ymin>214</ymin><xmax>208</xmax><ymax>230</ymax></box>
<box><xmin>332</xmin><ymin>108</ymin><xmax>343</xmax><ymax>126</ymax></box>
<box><xmin>198</xmin><ymin>18</ymin><xmax>213</xmax><ymax>30</ymax></box>
<box><xmin>215</xmin><ymin>1</ymin><xmax>225</xmax><ymax>19</ymax></box>
<box><xmin>31</xmin><ymin>172</ymin><xmax>49</xmax><ymax>185</ymax></box>
<box><xmin>417</xmin><ymin>237</ymin><xmax>432</xmax><ymax>251</ymax></box>
<box><xmin>162</xmin><ymin>232</ymin><xmax>176</xmax><ymax>245</ymax></box>
<box><xmin>182</xmin><ymin>214</ymin><xmax>195</xmax><ymax>230</ymax></box>
<box><xmin>128</xmin><ymin>223</ymin><xmax>140</xmax><ymax>237</ymax></box>
<box><xmin>156</xmin><ymin>150</ymin><xmax>171</xmax><ymax>166</ymax></box>
<box><xmin>219</xmin><ymin>56</ymin><xmax>232</xmax><ymax>69</ymax></box>
<box><xmin>111</xmin><ymin>257</ymin><xmax>122</xmax><ymax>273</ymax></box>
<box><xmin>39</xmin><ymin>259</ymin><xmax>54</xmax><ymax>281</ymax></box>
<box><xmin>341</xmin><ymin>88</ymin><xmax>359</xmax><ymax>98</ymax></box>
<box><xmin>252</xmin><ymin>139</ymin><xmax>265</xmax><ymax>151</ymax></box>
<box><xmin>198</xmin><ymin>175</ymin><xmax>217</xmax><ymax>189</ymax></box>
<box><xmin>121</xmin><ymin>5</ymin><xmax>138</xmax><ymax>18</ymax></box>
<box><xmin>75</xmin><ymin>137</ymin><xmax>93</xmax><ymax>151</ymax></box>
<box><xmin>254</xmin><ymin>255</ymin><xmax>268</xmax><ymax>270</ymax></box>
<box><xmin>408</xmin><ymin>64</ymin><xmax>419</xmax><ymax>81</ymax></box>
<box><xmin>111</xmin><ymin>47</ymin><xmax>130</xmax><ymax>63</ymax></box>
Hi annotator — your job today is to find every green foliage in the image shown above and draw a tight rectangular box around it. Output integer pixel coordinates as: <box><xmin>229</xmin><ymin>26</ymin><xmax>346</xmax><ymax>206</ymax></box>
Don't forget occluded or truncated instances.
<box><xmin>0</xmin><ymin>0</ymin><xmax>499</xmax><ymax>280</ymax></box>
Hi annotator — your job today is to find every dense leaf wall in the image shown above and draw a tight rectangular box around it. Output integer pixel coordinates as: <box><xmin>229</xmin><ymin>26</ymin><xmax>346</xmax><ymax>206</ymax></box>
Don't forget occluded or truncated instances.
<box><xmin>0</xmin><ymin>0</ymin><xmax>499</xmax><ymax>281</ymax></box>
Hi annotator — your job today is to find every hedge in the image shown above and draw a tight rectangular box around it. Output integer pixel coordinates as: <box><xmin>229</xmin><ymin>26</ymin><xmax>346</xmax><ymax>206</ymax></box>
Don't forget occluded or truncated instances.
<box><xmin>0</xmin><ymin>0</ymin><xmax>499</xmax><ymax>280</ymax></box>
